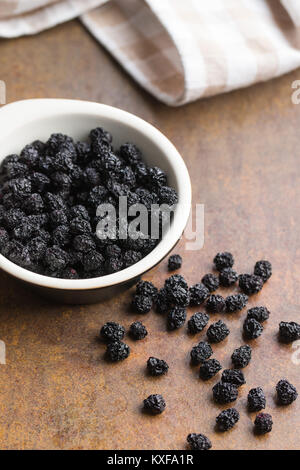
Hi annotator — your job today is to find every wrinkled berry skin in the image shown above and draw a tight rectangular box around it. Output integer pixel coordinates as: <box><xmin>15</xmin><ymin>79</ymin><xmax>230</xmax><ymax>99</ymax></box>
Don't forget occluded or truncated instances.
<box><xmin>248</xmin><ymin>387</ymin><xmax>266</xmax><ymax>412</ymax></box>
<box><xmin>187</xmin><ymin>433</ymin><xmax>212</xmax><ymax>450</ymax></box>
<box><xmin>214</xmin><ymin>252</ymin><xmax>234</xmax><ymax>271</ymax></box>
<box><xmin>254</xmin><ymin>260</ymin><xmax>272</xmax><ymax>282</ymax></box>
<box><xmin>247</xmin><ymin>306</ymin><xmax>270</xmax><ymax>323</ymax></box>
<box><xmin>221</xmin><ymin>369</ymin><xmax>245</xmax><ymax>387</ymax></box>
<box><xmin>206</xmin><ymin>294</ymin><xmax>225</xmax><ymax>313</ymax></box>
<box><xmin>136</xmin><ymin>280</ymin><xmax>158</xmax><ymax>299</ymax></box>
<box><xmin>190</xmin><ymin>341</ymin><xmax>213</xmax><ymax>365</ymax></box>
<box><xmin>147</xmin><ymin>357</ymin><xmax>169</xmax><ymax>376</ymax></box>
<box><xmin>167</xmin><ymin>306</ymin><xmax>187</xmax><ymax>330</ymax></box>
<box><xmin>154</xmin><ymin>288</ymin><xmax>170</xmax><ymax>314</ymax></box>
<box><xmin>225</xmin><ymin>294</ymin><xmax>248</xmax><ymax>313</ymax></box>
<box><xmin>129</xmin><ymin>321</ymin><xmax>148</xmax><ymax>340</ymax></box>
<box><xmin>207</xmin><ymin>320</ymin><xmax>230</xmax><ymax>343</ymax></box>
<box><xmin>243</xmin><ymin>318</ymin><xmax>264</xmax><ymax>339</ymax></box>
<box><xmin>106</xmin><ymin>341</ymin><xmax>130</xmax><ymax>362</ymax></box>
<box><xmin>199</xmin><ymin>359</ymin><xmax>222</xmax><ymax>380</ymax></box>
<box><xmin>132</xmin><ymin>294</ymin><xmax>152</xmax><ymax>314</ymax></box>
<box><xmin>143</xmin><ymin>394</ymin><xmax>166</xmax><ymax>414</ymax></box>
<box><xmin>231</xmin><ymin>345</ymin><xmax>252</xmax><ymax>368</ymax></box>
<box><xmin>212</xmin><ymin>382</ymin><xmax>238</xmax><ymax>404</ymax></box>
<box><xmin>201</xmin><ymin>273</ymin><xmax>219</xmax><ymax>292</ymax></box>
<box><xmin>219</xmin><ymin>268</ymin><xmax>238</xmax><ymax>287</ymax></box>
<box><xmin>189</xmin><ymin>283</ymin><xmax>209</xmax><ymax>306</ymax></box>
<box><xmin>168</xmin><ymin>254</ymin><xmax>182</xmax><ymax>271</ymax></box>
<box><xmin>254</xmin><ymin>413</ymin><xmax>273</xmax><ymax>434</ymax></box>
<box><xmin>279</xmin><ymin>321</ymin><xmax>300</xmax><ymax>343</ymax></box>
<box><xmin>187</xmin><ymin>312</ymin><xmax>209</xmax><ymax>334</ymax></box>
<box><xmin>165</xmin><ymin>274</ymin><xmax>190</xmax><ymax>307</ymax></box>
<box><xmin>239</xmin><ymin>274</ymin><xmax>263</xmax><ymax>295</ymax></box>
<box><xmin>100</xmin><ymin>322</ymin><xmax>125</xmax><ymax>342</ymax></box>
<box><xmin>276</xmin><ymin>379</ymin><xmax>298</xmax><ymax>405</ymax></box>
<box><xmin>216</xmin><ymin>408</ymin><xmax>240</xmax><ymax>431</ymax></box>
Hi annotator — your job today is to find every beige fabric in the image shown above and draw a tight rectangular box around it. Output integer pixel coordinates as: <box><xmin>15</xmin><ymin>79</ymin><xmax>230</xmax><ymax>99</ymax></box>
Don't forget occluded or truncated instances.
<box><xmin>0</xmin><ymin>0</ymin><xmax>300</xmax><ymax>106</ymax></box>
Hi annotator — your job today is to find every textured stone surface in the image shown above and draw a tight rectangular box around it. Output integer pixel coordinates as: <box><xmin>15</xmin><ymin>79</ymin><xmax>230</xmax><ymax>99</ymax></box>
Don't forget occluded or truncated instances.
<box><xmin>0</xmin><ymin>20</ymin><xmax>299</xmax><ymax>450</ymax></box>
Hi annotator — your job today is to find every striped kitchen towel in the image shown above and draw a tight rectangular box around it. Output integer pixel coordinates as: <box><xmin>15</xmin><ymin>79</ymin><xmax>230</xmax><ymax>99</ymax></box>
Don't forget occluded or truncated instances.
<box><xmin>1</xmin><ymin>0</ymin><xmax>300</xmax><ymax>106</ymax></box>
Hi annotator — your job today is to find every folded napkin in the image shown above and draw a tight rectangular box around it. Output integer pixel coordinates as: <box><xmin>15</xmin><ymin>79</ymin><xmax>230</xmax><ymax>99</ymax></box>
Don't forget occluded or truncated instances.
<box><xmin>1</xmin><ymin>0</ymin><xmax>300</xmax><ymax>106</ymax></box>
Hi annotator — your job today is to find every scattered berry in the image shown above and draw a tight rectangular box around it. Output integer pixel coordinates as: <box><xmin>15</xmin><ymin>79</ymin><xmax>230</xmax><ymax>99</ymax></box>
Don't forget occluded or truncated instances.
<box><xmin>154</xmin><ymin>287</ymin><xmax>170</xmax><ymax>314</ymax></box>
<box><xmin>219</xmin><ymin>268</ymin><xmax>238</xmax><ymax>287</ymax></box>
<box><xmin>216</xmin><ymin>408</ymin><xmax>240</xmax><ymax>431</ymax></box>
<box><xmin>254</xmin><ymin>413</ymin><xmax>273</xmax><ymax>434</ymax></box>
<box><xmin>207</xmin><ymin>320</ymin><xmax>230</xmax><ymax>343</ymax></box>
<box><xmin>212</xmin><ymin>382</ymin><xmax>238</xmax><ymax>404</ymax></box>
<box><xmin>187</xmin><ymin>312</ymin><xmax>209</xmax><ymax>334</ymax></box>
<box><xmin>243</xmin><ymin>318</ymin><xmax>264</xmax><ymax>339</ymax></box>
<box><xmin>168</xmin><ymin>254</ymin><xmax>182</xmax><ymax>271</ymax></box>
<box><xmin>189</xmin><ymin>283</ymin><xmax>209</xmax><ymax>306</ymax></box>
<box><xmin>254</xmin><ymin>260</ymin><xmax>272</xmax><ymax>282</ymax></box>
<box><xmin>147</xmin><ymin>357</ymin><xmax>169</xmax><ymax>376</ymax></box>
<box><xmin>143</xmin><ymin>394</ymin><xmax>166</xmax><ymax>414</ymax></box>
<box><xmin>221</xmin><ymin>369</ymin><xmax>245</xmax><ymax>387</ymax></box>
<box><xmin>129</xmin><ymin>321</ymin><xmax>148</xmax><ymax>340</ymax></box>
<box><xmin>136</xmin><ymin>280</ymin><xmax>158</xmax><ymax>299</ymax></box>
<box><xmin>132</xmin><ymin>294</ymin><xmax>152</xmax><ymax>314</ymax></box>
<box><xmin>225</xmin><ymin>294</ymin><xmax>248</xmax><ymax>313</ymax></box>
<box><xmin>167</xmin><ymin>306</ymin><xmax>187</xmax><ymax>330</ymax></box>
<box><xmin>165</xmin><ymin>274</ymin><xmax>190</xmax><ymax>307</ymax></box>
<box><xmin>100</xmin><ymin>322</ymin><xmax>125</xmax><ymax>342</ymax></box>
<box><xmin>231</xmin><ymin>345</ymin><xmax>252</xmax><ymax>368</ymax></box>
<box><xmin>199</xmin><ymin>359</ymin><xmax>222</xmax><ymax>380</ymax></box>
<box><xmin>247</xmin><ymin>306</ymin><xmax>270</xmax><ymax>323</ymax></box>
<box><xmin>276</xmin><ymin>379</ymin><xmax>298</xmax><ymax>405</ymax></box>
<box><xmin>239</xmin><ymin>274</ymin><xmax>263</xmax><ymax>295</ymax></box>
<box><xmin>187</xmin><ymin>433</ymin><xmax>212</xmax><ymax>450</ymax></box>
<box><xmin>247</xmin><ymin>387</ymin><xmax>266</xmax><ymax>412</ymax></box>
<box><xmin>106</xmin><ymin>341</ymin><xmax>130</xmax><ymax>362</ymax></box>
<box><xmin>201</xmin><ymin>273</ymin><xmax>219</xmax><ymax>292</ymax></box>
<box><xmin>279</xmin><ymin>321</ymin><xmax>300</xmax><ymax>343</ymax></box>
<box><xmin>206</xmin><ymin>294</ymin><xmax>225</xmax><ymax>313</ymax></box>
<box><xmin>190</xmin><ymin>341</ymin><xmax>213</xmax><ymax>365</ymax></box>
<box><xmin>214</xmin><ymin>252</ymin><xmax>234</xmax><ymax>271</ymax></box>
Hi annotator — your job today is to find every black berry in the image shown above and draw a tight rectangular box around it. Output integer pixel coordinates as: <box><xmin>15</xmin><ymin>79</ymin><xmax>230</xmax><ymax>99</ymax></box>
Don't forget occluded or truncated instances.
<box><xmin>225</xmin><ymin>294</ymin><xmax>248</xmax><ymax>313</ymax></box>
<box><xmin>221</xmin><ymin>369</ymin><xmax>245</xmax><ymax>387</ymax></box>
<box><xmin>143</xmin><ymin>394</ymin><xmax>166</xmax><ymax>414</ymax></box>
<box><xmin>199</xmin><ymin>359</ymin><xmax>222</xmax><ymax>380</ymax></box>
<box><xmin>219</xmin><ymin>267</ymin><xmax>238</xmax><ymax>287</ymax></box>
<box><xmin>212</xmin><ymin>382</ymin><xmax>238</xmax><ymax>404</ymax></box>
<box><xmin>276</xmin><ymin>379</ymin><xmax>298</xmax><ymax>405</ymax></box>
<box><xmin>187</xmin><ymin>433</ymin><xmax>212</xmax><ymax>450</ymax></box>
<box><xmin>279</xmin><ymin>321</ymin><xmax>300</xmax><ymax>343</ymax></box>
<box><xmin>214</xmin><ymin>252</ymin><xmax>234</xmax><ymax>271</ymax></box>
<box><xmin>254</xmin><ymin>413</ymin><xmax>273</xmax><ymax>434</ymax></box>
<box><xmin>231</xmin><ymin>345</ymin><xmax>252</xmax><ymax>368</ymax></box>
<box><xmin>189</xmin><ymin>283</ymin><xmax>209</xmax><ymax>306</ymax></box>
<box><xmin>132</xmin><ymin>294</ymin><xmax>152</xmax><ymax>314</ymax></box>
<box><xmin>190</xmin><ymin>341</ymin><xmax>213</xmax><ymax>365</ymax></box>
<box><xmin>136</xmin><ymin>280</ymin><xmax>158</xmax><ymax>299</ymax></box>
<box><xmin>243</xmin><ymin>318</ymin><xmax>264</xmax><ymax>339</ymax></box>
<box><xmin>129</xmin><ymin>321</ymin><xmax>148</xmax><ymax>340</ymax></box>
<box><xmin>248</xmin><ymin>387</ymin><xmax>266</xmax><ymax>412</ymax></box>
<box><xmin>254</xmin><ymin>260</ymin><xmax>272</xmax><ymax>282</ymax></box>
<box><xmin>216</xmin><ymin>408</ymin><xmax>239</xmax><ymax>431</ymax></box>
<box><xmin>100</xmin><ymin>322</ymin><xmax>125</xmax><ymax>342</ymax></box>
<box><xmin>147</xmin><ymin>357</ymin><xmax>169</xmax><ymax>376</ymax></box>
<box><xmin>239</xmin><ymin>274</ymin><xmax>263</xmax><ymax>295</ymax></box>
<box><xmin>187</xmin><ymin>312</ymin><xmax>209</xmax><ymax>334</ymax></box>
<box><xmin>207</xmin><ymin>320</ymin><xmax>230</xmax><ymax>343</ymax></box>
<box><xmin>206</xmin><ymin>294</ymin><xmax>225</xmax><ymax>313</ymax></box>
<box><xmin>168</xmin><ymin>254</ymin><xmax>182</xmax><ymax>271</ymax></box>
<box><xmin>201</xmin><ymin>273</ymin><xmax>219</xmax><ymax>292</ymax></box>
<box><xmin>167</xmin><ymin>306</ymin><xmax>187</xmax><ymax>330</ymax></box>
<box><xmin>247</xmin><ymin>306</ymin><xmax>270</xmax><ymax>323</ymax></box>
<box><xmin>106</xmin><ymin>341</ymin><xmax>130</xmax><ymax>362</ymax></box>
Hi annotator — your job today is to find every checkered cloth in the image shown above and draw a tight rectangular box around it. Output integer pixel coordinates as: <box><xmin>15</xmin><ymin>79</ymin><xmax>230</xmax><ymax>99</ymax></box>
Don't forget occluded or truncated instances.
<box><xmin>1</xmin><ymin>0</ymin><xmax>300</xmax><ymax>105</ymax></box>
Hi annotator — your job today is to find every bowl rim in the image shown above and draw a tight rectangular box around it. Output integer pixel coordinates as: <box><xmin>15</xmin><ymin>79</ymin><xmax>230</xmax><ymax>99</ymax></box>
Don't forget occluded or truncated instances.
<box><xmin>0</xmin><ymin>98</ymin><xmax>191</xmax><ymax>290</ymax></box>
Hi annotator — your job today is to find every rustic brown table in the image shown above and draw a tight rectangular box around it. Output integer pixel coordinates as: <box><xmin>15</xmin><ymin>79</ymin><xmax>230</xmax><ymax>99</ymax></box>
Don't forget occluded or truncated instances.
<box><xmin>0</xmin><ymin>20</ymin><xmax>299</xmax><ymax>450</ymax></box>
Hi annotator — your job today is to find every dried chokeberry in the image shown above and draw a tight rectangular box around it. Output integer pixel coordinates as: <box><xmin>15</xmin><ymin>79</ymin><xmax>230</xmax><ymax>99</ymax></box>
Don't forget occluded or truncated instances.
<box><xmin>147</xmin><ymin>357</ymin><xmax>169</xmax><ymax>376</ymax></box>
<box><xmin>132</xmin><ymin>294</ymin><xmax>152</xmax><ymax>314</ymax></box>
<box><xmin>254</xmin><ymin>260</ymin><xmax>272</xmax><ymax>282</ymax></box>
<box><xmin>154</xmin><ymin>287</ymin><xmax>170</xmax><ymax>314</ymax></box>
<box><xmin>239</xmin><ymin>274</ymin><xmax>263</xmax><ymax>295</ymax></box>
<box><xmin>225</xmin><ymin>294</ymin><xmax>248</xmax><ymax>313</ymax></box>
<box><xmin>231</xmin><ymin>345</ymin><xmax>252</xmax><ymax>368</ymax></box>
<box><xmin>279</xmin><ymin>321</ymin><xmax>300</xmax><ymax>343</ymax></box>
<box><xmin>214</xmin><ymin>252</ymin><xmax>234</xmax><ymax>271</ymax></box>
<box><xmin>168</xmin><ymin>254</ymin><xmax>182</xmax><ymax>271</ymax></box>
<box><xmin>106</xmin><ymin>340</ymin><xmax>130</xmax><ymax>362</ymax></box>
<box><xmin>165</xmin><ymin>274</ymin><xmax>190</xmax><ymax>307</ymax></box>
<box><xmin>143</xmin><ymin>394</ymin><xmax>166</xmax><ymax>414</ymax></box>
<box><xmin>136</xmin><ymin>280</ymin><xmax>158</xmax><ymax>299</ymax></box>
<box><xmin>221</xmin><ymin>369</ymin><xmax>245</xmax><ymax>387</ymax></box>
<box><xmin>190</xmin><ymin>341</ymin><xmax>213</xmax><ymax>365</ymax></box>
<box><xmin>243</xmin><ymin>318</ymin><xmax>263</xmax><ymax>339</ymax></box>
<box><xmin>44</xmin><ymin>246</ymin><xmax>69</xmax><ymax>272</ymax></box>
<box><xmin>219</xmin><ymin>268</ymin><xmax>238</xmax><ymax>287</ymax></box>
<box><xmin>129</xmin><ymin>321</ymin><xmax>148</xmax><ymax>340</ymax></box>
<box><xmin>189</xmin><ymin>283</ymin><xmax>209</xmax><ymax>306</ymax></box>
<box><xmin>216</xmin><ymin>408</ymin><xmax>239</xmax><ymax>431</ymax></box>
<box><xmin>248</xmin><ymin>387</ymin><xmax>266</xmax><ymax>412</ymax></box>
<box><xmin>100</xmin><ymin>322</ymin><xmax>125</xmax><ymax>342</ymax></box>
<box><xmin>201</xmin><ymin>273</ymin><xmax>219</xmax><ymax>292</ymax></box>
<box><xmin>254</xmin><ymin>413</ymin><xmax>273</xmax><ymax>434</ymax></box>
<box><xmin>187</xmin><ymin>433</ymin><xmax>212</xmax><ymax>450</ymax></box>
<box><xmin>206</xmin><ymin>294</ymin><xmax>225</xmax><ymax>313</ymax></box>
<box><xmin>207</xmin><ymin>320</ymin><xmax>230</xmax><ymax>343</ymax></box>
<box><xmin>167</xmin><ymin>306</ymin><xmax>187</xmax><ymax>330</ymax></box>
<box><xmin>212</xmin><ymin>382</ymin><xmax>238</xmax><ymax>404</ymax></box>
<box><xmin>276</xmin><ymin>379</ymin><xmax>298</xmax><ymax>405</ymax></box>
<box><xmin>199</xmin><ymin>359</ymin><xmax>222</xmax><ymax>380</ymax></box>
<box><xmin>187</xmin><ymin>312</ymin><xmax>209</xmax><ymax>334</ymax></box>
<box><xmin>247</xmin><ymin>306</ymin><xmax>270</xmax><ymax>323</ymax></box>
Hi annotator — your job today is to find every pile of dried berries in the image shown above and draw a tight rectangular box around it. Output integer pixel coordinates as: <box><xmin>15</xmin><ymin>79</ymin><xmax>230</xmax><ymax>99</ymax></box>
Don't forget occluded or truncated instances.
<box><xmin>0</xmin><ymin>129</ymin><xmax>178</xmax><ymax>278</ymax></box>
<box><xmin>99</xmin><ymin>252</ymin><xmax>299</xmax><ymax>450</ymax></box>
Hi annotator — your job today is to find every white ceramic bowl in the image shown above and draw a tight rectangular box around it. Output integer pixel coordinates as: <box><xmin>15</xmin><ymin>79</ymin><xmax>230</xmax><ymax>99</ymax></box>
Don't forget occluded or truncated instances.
<box><xmin>0</xmin><ymin>99</ymin><xmax>191</xmax><ymax>303</ymax></box>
